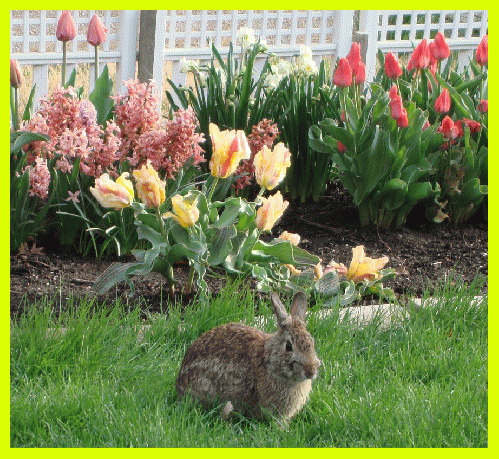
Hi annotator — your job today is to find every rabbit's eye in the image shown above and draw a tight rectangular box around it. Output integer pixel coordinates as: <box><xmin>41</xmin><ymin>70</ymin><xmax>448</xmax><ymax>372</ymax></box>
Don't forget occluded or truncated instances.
<box><xmin>285</xmin><ymin>340</ymin><xmax>293</xmax><ymax>352</ymax></box>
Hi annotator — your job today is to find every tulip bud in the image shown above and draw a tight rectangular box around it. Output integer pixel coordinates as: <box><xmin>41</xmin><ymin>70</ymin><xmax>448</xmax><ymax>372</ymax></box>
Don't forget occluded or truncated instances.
<box><xmin>56</xmin><ymin>10</ymin><xmax>77</xmax><ymax>42</ymax></box>
<box><xmin>333</xmin><ymin>58</ymin><xmax>352</xmax><ymax>88</ymax></box>
<box><xmin>87</xmin><ymin>13</ymin><xmax>108</xmax><ymax>47</ymax></box>
<box><xmin>476</xmin><ymin>35</ymin><xmax>488</xmax><ymax>66</ymax></box>
<box><xmin>163</xmin><ymin>194</ymin><xmax>200</xmax><ymax>228</ymax></box>
<box><xmin>10</xmin><ymin>59</ymin><xmax>22</xmax><ymax>88</ymax></box>
<box><xmin>408</xmin><ymin>39</ymin><xmax>430</xmax><ymax>70</ymax></box>
<box><xmin>253</xmin><ymin>142</ymin><xmax>291</xmax><ymax>190</ymax></box>
<box><xmin>132</xmin><ymin>160</ymin><xmax>166</xmax><ymax>208</ymax></box>
<box><xmin>90</xmin><ymin>172</ymin><xmax>134</xmax><ymax>210</ymax></box>
<box><xmin>255</xmin><ymin>191</ymin><xmax>289</xmax><ymax>232</ymax></box>
<box><xmin>346</xmin><ymin>42</ymin><xmax>362</xmax><ymax>77</ymax></box>
<box><xmin>434</xmin><ymin>88</ymin><xmax>451</xmax><ymax>114</ymax></box>
<box><xmin>477</xmin><ymin>99</ymin><xmax>488</xmax><ymax>113</ymax></box>
<box><xmin>278</xmin><ymin>231</ymin><xmax>301</xmax><ymax>246</ymax></box>
<box><xmin>384</xmin><ymin>52</ymin><xmax>402</xmax><ymax>79</ymax></box>
<box><xmin>209</xmin><ymin>123</ymin><xmax>251</xmax><ymax>179</ymax></box>
<box><xmin>432</xmin><ymin>32</ymin><xmax>450</xmax><ymax>61</ymax></box>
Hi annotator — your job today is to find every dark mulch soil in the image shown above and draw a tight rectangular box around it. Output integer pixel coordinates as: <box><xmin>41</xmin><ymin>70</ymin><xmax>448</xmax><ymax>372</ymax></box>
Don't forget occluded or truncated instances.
<box><xmin>10</xmin><ymin>183</ymin><xmax>488</xmax><ymax>319</ymax></box>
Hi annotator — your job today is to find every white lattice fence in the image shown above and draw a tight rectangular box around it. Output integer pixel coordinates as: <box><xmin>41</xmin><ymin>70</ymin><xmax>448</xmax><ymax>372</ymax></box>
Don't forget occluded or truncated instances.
<box><xmin>158</xmin><ymin>10</ymin><xmax>355</xmax><ymax>105</ymax></box>
<box><xmin>359</xmin><ymin>10</ymin><xmax>488</xmax><ymax>82</ymax></box>
<box><xmin>10</xmin><ymin>10</ymin><xmax>138</xmax><ymax>107</ymax></box>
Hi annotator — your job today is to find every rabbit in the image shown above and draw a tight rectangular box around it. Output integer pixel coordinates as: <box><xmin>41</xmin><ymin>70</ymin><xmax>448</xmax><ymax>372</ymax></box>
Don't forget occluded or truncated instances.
<box><xmin>176</xmin><ymin>291</ymin><xmax>321</xmax><ymax>424</ymax></box>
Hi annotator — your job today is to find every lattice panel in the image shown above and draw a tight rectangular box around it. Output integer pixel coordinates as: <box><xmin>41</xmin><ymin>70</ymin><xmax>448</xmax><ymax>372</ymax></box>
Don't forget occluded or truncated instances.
<box><xmin>376</xmin><ymin>10</ymin><xmax>488</xmax><ymax>43</ymax></box>
<box><xmin>10</xmin><ymin>10</ymin><xmax>121</xmax><ymax>54</ymax></box>
<box><xmin>164</xmin><ymin>10</ymin><xmax>335</xmax><ymax>50</ymax></box>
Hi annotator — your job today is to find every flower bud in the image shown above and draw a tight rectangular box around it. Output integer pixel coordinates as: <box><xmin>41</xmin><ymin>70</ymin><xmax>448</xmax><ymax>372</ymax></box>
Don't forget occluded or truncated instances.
<box><xmin>87</xmin><ymin>13</ymin><xmax>108</xmax><ymax>47</ymax></box>
<box><xmin>163</xmin><ymin>194</ymin><xmax>199</xmax><ymax>228</ymax></box>
<box><xmin>432</xmin><ymin>32</ymin><xmax>450</xmax><ymax>61</ymax></box>
<box><xmin>90</xmin><ymin>172</ymin><xmax>134</xmax><ymax>210</ymax></box>
<box><xmin>132</xmin><ymin>160</ymin><xmax>166</xmax><ymax>208</ymax></box>
<box><xmin>209</xmin><ymin>123</ymin><xmax>251</xmax><ymax>178</ymax></box>
<box><xmin>56</xmin><ymin>10</ymin><xmax>76</xmax><ymax>42</ymax></box>
<box><xmin>253</xmin><ymin>142</ymin><xmax>291</xmax><ymax>190</ymax></box>
<box><xmin>255</xmin><ymin>191</ymin><xmax>289</xmax><ymax>232</ymax></box>
<box><xmin>10</xmin><ymin>59</ymin><xmax>22</xmax><ymax>88</ymax></box>
<box><xmin>476</xmin><ymin>35</ymin><xmax>488</xmax><ymax>66</ymax></box>
<box><xmin>384</xmin><ymin>52</ymin><xmax>402</xmax><ymax>79</ymax></box>
<box><xmin>333</xmin><ymin>58</ymin><xmax>352</xmax><ymax>88</ymax></box>
<box><xmin>434</xmin><ymin>88</ymin><xmax>451</xmax><ymax>114</ymax></box>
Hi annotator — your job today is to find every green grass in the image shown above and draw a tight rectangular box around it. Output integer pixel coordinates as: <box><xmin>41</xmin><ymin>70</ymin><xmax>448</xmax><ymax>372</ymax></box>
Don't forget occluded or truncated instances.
<box><xmin>10</xmin><ymin>277</ymin><xmax>487</xmax><ymax>447</ymax></box>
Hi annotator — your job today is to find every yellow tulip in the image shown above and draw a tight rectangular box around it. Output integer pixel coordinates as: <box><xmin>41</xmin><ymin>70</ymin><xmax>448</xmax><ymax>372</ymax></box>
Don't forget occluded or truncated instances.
<box><xmin>255</xmin><ymin>191</ymin><xmax>289</xmax><ymax>232</ymax></box>
<box><xmin>209</xmin><ymin>123</ymin><xmax>251</xmax><ymax>178</ymax></box>
<box><xmin>253</xmin><ymin>142</ymin><xmax>291</xmax><ymax>190</ymax></box>
<box><xmin>90</xmin><ymin>172</ymin><xmax>134</xmax><ymax>210</ymax></box>
<box><xmin>163</xmin><ymin>194</ymin><xmax>200</xmax><ymax>228</ymax></box>
<box><xmin>347</xmin><ymin>245</ymin><xmax>389</xmax><ymax>283</ymax></box>
<box><xmin>278</xmin><ymin>231</ymin><xmax>301</xmax><ymax>246</ymax></box>
<box><xmin>132</xmin><ymin>160</ymin><xmax>166</xmax><ymax>208</ymax></box>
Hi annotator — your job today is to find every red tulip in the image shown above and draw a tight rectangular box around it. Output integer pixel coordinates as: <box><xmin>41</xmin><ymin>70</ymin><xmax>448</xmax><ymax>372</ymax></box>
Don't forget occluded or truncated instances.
<box><xmin>389</xmin><ymin>95</ymin><xmax>404</xmax><ymax>120</ymax></box>
<box><xmin>10</xmin><ymin>58</ymin><xmax>22</xmax><ymax>88</ymax></box>
<box><xmin>56</xmin><ymin>10</ymin><xmax>76</xmax><ymax>42</ymax></box>
<box><xmin>408</xmin><ymin>39</ymin><xmax>431</xmax><ymax>71</ymax></box>
<box><xmin>333</xmin><ymin>58</ymin><xmax>352</xmax><ymax>87</ymax></box>
<box><xmin>384</xmin><ymin>52</ymin><xmax>402</xmax><ymax>79</ymax></box>
<box><xmin>346</xmin><ymin>42</ymin><xmax>363</xmax><ymax>77</ymax></box>
<box><xmin>477</xmin><ymin>99</ymin><xmax>488</xmax><ymax>113</ymax></box>
<box><xmin>454</xmin><ymin>120</ymin><xmax>464</xmax><ymax>138</ymax></box>
<box><xmin>87</xmin><ymin>13</ymin><xmax>108</xmax><ymax>47</ymax></box>
<box><xmin>434</xmin><ymin>88</ymin><xmax>451</xmax><ymax>114</ymax></box>
<box><xmin>476</xmin><ymin>35</ymin><xmax>488</xmax><ymax>66</ymax></box>
<box><xmin>438</xmin><ymin>116</ymin><xmax>458</xmax><ymax>139</ymax></box>
<box><xmin>396</xmin><ymin>108</ymin><xmax>408</xmax><ymax>128</ymax></box>
<box><xmin>389</xmin><ymin>84</ymin><xmax>398</xmax><ymax>99</ymax></box>
<box><xmin>354</xmin><ymin>62</ymin><xmax>366</xmax><ymax>85</ymax></box>
<box><xmin>337</xmin><ymin>141</ymin><xmax>347</xmax><ymax>153</ymax></box>
<box><xmin>463</xmin><ymin>118</ymin><xmax>481</xmax><ymax>134</ymax></box>
<box><xmin>432</xmin><ymin>32</ymin><xmax>450</xmax><ymax>61</ymax></box>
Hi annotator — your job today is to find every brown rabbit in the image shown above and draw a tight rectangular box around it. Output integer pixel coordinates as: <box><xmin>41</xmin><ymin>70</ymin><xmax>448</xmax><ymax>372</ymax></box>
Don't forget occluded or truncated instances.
<box><xmin>176</xmin><ymin>292</ymin><xmax>321</xmax><ymax>424</ymax></box>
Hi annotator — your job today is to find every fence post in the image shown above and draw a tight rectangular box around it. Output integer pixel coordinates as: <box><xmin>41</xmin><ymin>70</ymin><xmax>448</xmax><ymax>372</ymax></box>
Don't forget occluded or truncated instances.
<box><xmin>116</xmin><ymin>10</ymin><xmax>140</xmax><ymax>95</ymax></box>
<box><xmin>358</xmin><ymin>10</ymin><xmax>379</xmax><ymax>83</ymax></box>
<box><xmin>137</xmin><ymin>11</ymin><xmax>157</xmax><ymax>83</ymax></box>
<box><xmin>332</xmin><ymin>10</ymin><xmax>354</xmax><ymax>58</ymax></box>
<box><xmin>137</xmin><ymin>10</ymin><xmax>167</xmax><ymax>112</ymax></box>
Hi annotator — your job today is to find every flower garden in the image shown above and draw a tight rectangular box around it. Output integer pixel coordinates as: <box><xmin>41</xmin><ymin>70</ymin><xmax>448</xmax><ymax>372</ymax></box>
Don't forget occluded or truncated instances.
<box><xmin>10</xmin><ymin>11</ymin><xmax>488</xmax><ymax>447</ymax></box>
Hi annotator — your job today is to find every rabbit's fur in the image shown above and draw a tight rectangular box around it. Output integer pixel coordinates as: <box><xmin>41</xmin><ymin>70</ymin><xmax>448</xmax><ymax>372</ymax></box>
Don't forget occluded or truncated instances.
<box><xmin>176</xmin><ymin>292</ymin><xmax>321</xmax><ymax>423</ymax></box>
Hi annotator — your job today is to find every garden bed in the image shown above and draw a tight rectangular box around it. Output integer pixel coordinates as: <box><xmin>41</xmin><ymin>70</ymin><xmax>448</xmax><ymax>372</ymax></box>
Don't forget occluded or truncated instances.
<box><xmin>10</xmin><ymin>182</ymin><xmax>487</xmax><ymax>319</ymax></box>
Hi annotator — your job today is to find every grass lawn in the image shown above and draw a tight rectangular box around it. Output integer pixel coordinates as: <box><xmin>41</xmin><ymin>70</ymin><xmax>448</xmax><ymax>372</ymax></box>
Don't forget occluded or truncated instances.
<box><xmin>10</xmin><ymin>277</ymin><xmax>487</xmax><ymax>447</ymax></box>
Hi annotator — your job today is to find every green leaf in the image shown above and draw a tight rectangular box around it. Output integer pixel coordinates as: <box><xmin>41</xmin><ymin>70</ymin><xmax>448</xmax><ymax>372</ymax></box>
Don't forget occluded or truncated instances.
<box><xmin>12</xmin><ymin>132</ymin><xmax>50</xmax><ymax>152</ymax></box>
<box><xmin>315</xmin><ymin>270</ymin><xmax>340</xmax><ymax>296</ymax></box>
<box><xmin>89</xmin><ymin>64</ymin><xmax>114</xmax><ymax>125</ymax></box>
<box><xmin>22</xmin><ymin>84</ymin><xmax>37</xmax><ymax>121</ymax></box>
<box><xmin>207</xmin><ymin>225</ymin><xmax>237</xmax><ymax>266</ymax></box>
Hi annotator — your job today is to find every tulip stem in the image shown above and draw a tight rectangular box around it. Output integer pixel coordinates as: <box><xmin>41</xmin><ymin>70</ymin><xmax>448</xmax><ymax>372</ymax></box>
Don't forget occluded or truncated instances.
<box><xmin>13</xmin><ymin>87</ymin><xmax>20</xmax><ymax>131</ymax></box>
<box><xmin>207</xmin><ymin>176</ymin><xmax>219</xmax><ymax>204</ymax></box>
<box><xmin>62</xmin><ymin>41</ymin><xmax>67</xmax><ymax>86</ymax></box>
<box><xmin>94</xmin><ymin>45</ymin><xmax>99</xmax><ymax>86</ymax></box>
<box><xmin>184</xmin><ymin>265</ymin><xmax>195</xmax><ymax>295</ymax></box>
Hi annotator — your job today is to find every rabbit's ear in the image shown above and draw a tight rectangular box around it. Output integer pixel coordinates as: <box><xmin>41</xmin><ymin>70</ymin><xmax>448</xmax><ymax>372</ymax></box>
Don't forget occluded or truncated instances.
<box><xmin>290</xmin><ymin>292</ymin><xmax>308</xmax><ymax>321</ymax></box>
<box><xmin>271</xmin><ymin>292</ymin><xmax>292</xmax><ymax>328</ymax></box>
